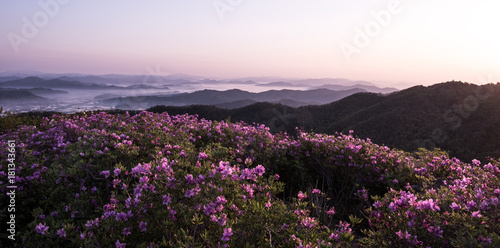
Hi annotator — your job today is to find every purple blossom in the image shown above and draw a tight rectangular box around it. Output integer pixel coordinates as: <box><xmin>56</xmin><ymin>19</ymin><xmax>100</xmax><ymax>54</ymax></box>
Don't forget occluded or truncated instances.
<box><xmin>115</xmin><ymin>240</ymin><xmax>126</xmax><ymax>248</ymax></box>
<box><xmin>415</xmin><ymin>199</ymin><xmax>440</xmax><ymax>212</ymax></box>
<box><xmin>162</xmin><ymin>195</ymin><xmax>172</xmax><ymax>205</ymax></box>
<box><xmin>478</xmin><ymin>235</ymin><xmax>492</xmax><ymax>244</ymax></box>
<box><xmin>300</xmin><ymin>217</ymin><xmax>318</xmax><ymax>228</ymax></box>
<box><xmin>167</xmin><ymin>210</ymin><xmax>177</xmax><ymax>221</ymax></box>
<box><xmin>184</xmin><ymin>187</ymin><xmax>199</xmax><ymax>198</ymax></box>
<box><xmin>472</xmin><ymin>211</ymin><xmax>482</xmax><ymax>218</ymax></box>
<box><xmin>467</xmin><ymin>200</ymin><xmax>477</xmax><ymax>210</ymax></box>
<box><xmin>217</xmin><ymin>213</ymin><xmax>228</xmax><ymax>226</ymax></box>
<box><xmin>35</xmin><ymin>223</ymin><xmax>49</xmax><ymax>235</ymax></box>
<box><xmin>329</xmin><ymin>233</ymin><xmax>340</xmax><ymax>242</ymax></box>
<box><xmin>491</xmin><ymin>197</ymin><xmax>499</xmax><ymax>206</ymax></box>
<box><xmin>179</xmin><ymin>150</ymin><xmax>187</xmax><ymax>158</ymax></box>
<box><xmin>122</xmin><ymin>227</ymin><xmax>132</xmax><ymax>236</ymax></box>
<box><xmin>281</xmin><ymin>223</ymin><xmax>289</xmax><ymax>230</ymax></box>
<box><xmin>185</xmin><ymin>174</ymin><xmax>196</xmax><ymax>184</ymax></box>
<box><xmin>253</xmin><ymin>165</ymin><xmax>265</xmax><ymax>176</ymax></box>
<box><xmin>216</xmin><ymin>196</ymin><xmax>227</xmax><ymax>205</ymax></box>
<box><xmin>139</xmin><ymin>221</ymin><xmax>147</xmax><ymax>232</ymax></box>
<box><xmin>265</xmin><ymin>200</ymin><xmax>272</xmax><ymax>209</ymax></box>
<box><xmin>204</xmin><ymin>203</ymin><xmax>217</xmax><ymax>216</ymax></box>
<box><xmin>396</xmin><ymin>230</ymin><xmax>412</xmax><ymax>240</ymax></box>
<box><xmin>389</xmin><ymin>202</ymin><xmax>398</xmax><ymax>212</ymax></box>
<box><xmin>198</xmin><ymin>152</ymin><xmax>208</xmax><ymax>160</ymax></box>
<box><xmin>298</xmin><ymin>191</ymin><xmax>307</xmax><ymax>201</ymax></box>
<box><xmin>100</xmin><ymin>170</ymin><xmax>110</xmax><ymax>178</ymax></box>
<box><xmin>326</xmin><ymin>207</ymin><xmax>335</xmax><ymax>215</ymax></box>
<box><xmin>450</xmin><ymin>202</ymin><xmax>461</xmax><ymax>211</ymax></box>
<box><xmin>480</xmin><ymin>200</ymin><xmax>489</xmax><ymax>210</ymax></box>
<box><xmin>57</xmin><ymin>228</ymin><xmax>66</xmax><ymax>238</ymax></box>
<box><xmin>221</xmin><ymin>228</ymin><xmax>233</xmax><ymax>242</ymax></box>
<box><xmin>427</xmin><ymin>226</ymin><xmax>443</xmax><ymax>237</ymax></box>
<box><xmin>139</xmin><ymin>176</ymin><xmax>149</xmax><ymax>184</ymax></box>
<box><xmin>312</xmin><ymin>189</ymin><xmax>321</xmax><ymax>194</ymax></box>
<box><xmin>115</xmin><ymin>212</ymin><xmax>129</xmax><ymax>221</ymax></box>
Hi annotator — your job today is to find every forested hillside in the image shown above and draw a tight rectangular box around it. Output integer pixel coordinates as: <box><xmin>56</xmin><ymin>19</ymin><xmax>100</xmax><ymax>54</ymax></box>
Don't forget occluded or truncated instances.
<box><xmin>148</xmin><ymin>81</ymin><xmax>500</xmax><ymax>162</ymax></box>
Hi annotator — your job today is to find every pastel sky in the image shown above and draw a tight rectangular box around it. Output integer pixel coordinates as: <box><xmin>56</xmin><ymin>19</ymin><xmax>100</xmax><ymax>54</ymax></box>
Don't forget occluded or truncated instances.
<box><xmin>1</xmin><ymin>0</ymin><xmax>499</xmax><ymax>86</ymax></box>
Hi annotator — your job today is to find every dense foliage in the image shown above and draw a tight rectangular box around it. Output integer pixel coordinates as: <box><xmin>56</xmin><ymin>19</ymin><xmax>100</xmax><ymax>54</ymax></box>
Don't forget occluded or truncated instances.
<box><xmin>1</xmin><ymin>110</ymin><xmax>499</xmax><ymax>247</ymax></box>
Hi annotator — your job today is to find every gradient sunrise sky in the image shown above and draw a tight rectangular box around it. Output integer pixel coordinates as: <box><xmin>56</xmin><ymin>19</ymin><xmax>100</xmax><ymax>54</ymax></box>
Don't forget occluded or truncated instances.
<box><xmin>0</xmin><ymin>0</ymin><xmax>499</xmax><ymax>86</ymax></box>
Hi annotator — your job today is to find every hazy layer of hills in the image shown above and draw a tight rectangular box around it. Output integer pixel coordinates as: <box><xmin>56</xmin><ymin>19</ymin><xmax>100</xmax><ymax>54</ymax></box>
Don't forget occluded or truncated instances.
<box><xmin>101</xmin><ymin>88</ymin><xmax>368</xmax><ymax>109</ymax></box>
<box><xmin>0</xmin><ymin>76</ymin><xmax>164</xmax><ymax>90</ymax></box>
<box><xmin>146</xmin><ymin>81</ymin><xmax>500</xmax><ymax>162</ymax></box>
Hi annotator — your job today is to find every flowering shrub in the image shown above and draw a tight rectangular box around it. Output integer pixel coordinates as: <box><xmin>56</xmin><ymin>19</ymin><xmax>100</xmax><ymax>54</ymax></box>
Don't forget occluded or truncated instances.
<box><xmin>0</xmin><ymin>110</ymin><xmax>499</xmax><ymax>247</ymax></box>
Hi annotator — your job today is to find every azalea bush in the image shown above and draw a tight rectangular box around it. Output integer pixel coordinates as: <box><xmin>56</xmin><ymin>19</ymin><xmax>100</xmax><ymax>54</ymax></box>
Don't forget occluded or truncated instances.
<box><xmin>0</xmin><ymin>110</ymin><xmax>499</xmax><ymax>247</ymax></box>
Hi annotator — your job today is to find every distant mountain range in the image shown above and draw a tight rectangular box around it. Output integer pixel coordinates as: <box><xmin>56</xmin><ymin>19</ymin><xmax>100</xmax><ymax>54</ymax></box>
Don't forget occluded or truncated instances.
<box><xmin>0</xmin><ymin>77</ymin><xmax>119</xmax><ymax>89</ymax></box>
<box><xmin>311</xmin><ymin>84</ymin><xmax>398</xmax><ymax>93</ymax></box>
<box><xmin>101</xmin><ymin>88</ymin><xmax>368</xmax><ymax>109</ymax></box>
<box><xmin>0</xmin><ymin>77</ymin><xmax>166</xmax><ymax>90</ymax></box>
<box><xmin>146</xmin><ymin>81</ymin><xmax>500</xmax><ymax>162</ymax></box>
<box><xmin>0</xmin><ymin>88</ymin><xmax>48</xmax><ymax>101</ymax></box>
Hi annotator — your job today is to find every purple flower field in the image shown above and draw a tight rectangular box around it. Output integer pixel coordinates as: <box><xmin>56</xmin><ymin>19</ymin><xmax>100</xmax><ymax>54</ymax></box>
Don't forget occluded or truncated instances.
<box><xmin>1</xmin><ymin>111</ymin><xmax>499</xmax><ymax>247</ymax></box>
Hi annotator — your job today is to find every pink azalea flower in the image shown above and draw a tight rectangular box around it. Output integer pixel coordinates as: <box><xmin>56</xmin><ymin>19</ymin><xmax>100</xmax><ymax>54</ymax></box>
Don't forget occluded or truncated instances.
<box><xmin>253</xmin><ymin>165</ymin><xmax>265</xmax><ymax>176</ymax></box>
<box><xmin>122</xmin><ymin>227</ymin><xmax>132</xmax><ymax>236</ymax></box>
<box><xmin>472</xmin><ymin>211</ymin><xmax>482</xmax><ymax>218</ymax></box>
<box><xmin>113</xmin><ymin>168</ymin><xmax>121</xmax><ymax>176</ymax></box>
<box><xmin>139</xmin><ymin>221</ymin><xmax>147</xmax><ymax>232</ymax></box>
<box><xmin>100</xmin><ymin>170</ymin><xmax>110</xmax><ymax>178</ymax></box>
<box><xmin>221</xmin><ymin>228</ymin><xmax>233</xmax><ymax>241</ymax></box>
<box><xmin>57</xmin><ymin>228</ymin><xmax>66</xmax><ymax>238</ymax></box>
<box><xmin>115</xmin><ymin>240</ymin><xmax>126</xmax><ymax>248</ymax></box>
<box><xmin>450</xmin><ymin>202</ymin><xmax>461</xmax><ymax>211</ymax></box>
<box><xmin>198</xmin><ymin>152</ymin><xmax>208</xmax><ymax>160</ymax></box>
<box><xmin>35</xmin><ymin>223</ymin><xmax>49</xmax><ymax>235</ymax></box>
<box><xmin>326</xmin><ymin>207</ymin><xmax>335</xmax><ymax>215</ymax></box>
<box><xmin>298</xmin><ymin>191</ymin><xmax>307</xmax><ymax>201</ymax></box>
